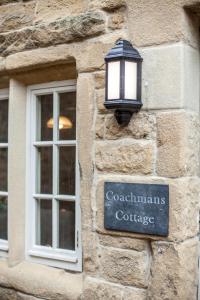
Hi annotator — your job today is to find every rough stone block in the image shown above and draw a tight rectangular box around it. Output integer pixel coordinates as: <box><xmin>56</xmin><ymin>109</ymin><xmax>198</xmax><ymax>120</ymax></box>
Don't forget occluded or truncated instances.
<box><xmin>0</xmin><ymin>11</ymin><xmax>105</xmax><ymax>56</ymax></box>
<box><xmin>123</xmin><ymin>287</ymin><xmax>146</xmax><ymax>300</ymax></box>
<box><xmin>82</xmin><ymin>277</ymin><xmax>122</xmax><ymax>300</ymax></box>
<box><xmin>99</xmin><ymin>246</ymin><xmax>150</xmax><ymax>287</ymax></box>
<box><xmin>95</xmin><ymin>140</ymin><xmax>154</xmax><ymax>175</ymax></box>
<box><xmin>0</xmin><ymin>1</ymin><xmax>35</xmax><ymax>33</ymax></box>
<box><xmin>82</xmin><ymin>228</ymin><xmax>99</xmax><ymax>274</ymax></box>
<box><xmin>35</xmin><ymin>0</ymin><xmax>87</xmax><ymax>23</ymax></box>
<box><xmin>127</xmin><ymin>0</ymin><xmax>199</xmax><ymax>48</ymax></box>
<box><xmin>0</xmin><ymin>287</ymin><xmax>18</xmax><ymax>300</ymax></box>
<box><xmin>96</xmin><ymin>114</ymin><xmax>105</xmax><ymax>139</ymax></box>
<box><xmin>156</xmin><ymin>111</ymin><xmax>200</xmax><ymax>177</ymax></box>
<box><xmin>89</xmin><ymin>0</ymin><xmax>126</xmax><ymax>11</ymax></box>
<box><xmin>98</xmin><ymin>234</ymin><xmax>148</xmax><ymax>251</ymax></box>
<box><xmin>108</xmin><ymin>12</ymin><xmax>125</xmax><ymax>30</ymax></box>
<box><xmin>104</xmin><ymin>112</ymin><xmax>156</xmax><ymax>140</ymax></box>
<box><xmin>0</xmin><ymin>261</ymin><xmax>83</xmax><ymax>300</ymax></box>
<box><xmin>147</xmin><ymin>238</ymin><xmax>199</xmax><ymax>300</ymax></box>
<box><xmin>94</xmin><ymin>72</ymin><xmax>105</xmax><ymax>90</ymax></box>
<box><xmin>141</xmin><ymin>43</ymin><xmax>199</xmax><ymax>111</ymax></box>
<box><xmin>167</xmin><ymin>177</ymin><xmax>200</xmax><ymax>242</ymax></box>
<box><xmin>96</xmin><ymin>89</ymin><xmax>106</xmax><ymax>112</ymax></box>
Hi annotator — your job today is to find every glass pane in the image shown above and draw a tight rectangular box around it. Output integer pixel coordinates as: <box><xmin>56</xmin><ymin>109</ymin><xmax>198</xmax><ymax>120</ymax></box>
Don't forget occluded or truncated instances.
<box><xmin>37</xmin><ymin>94</ymin><xmax>53</xmax><ymax>141</ymax></box>
<box><xmin>37</xmin><ymin>147</ymin><xmax>52</xmax><ymax>194</ymax></box>
<box><xmin>59</xmin><ymin>201</ymin><xmax>75</xmax><ymax>250</ymax></box>
<box><xmin>107</xmin><ymin>61</ymin><xmax>120</xmax><ymax>100</ymax></box>
<box><xmin>0</xmin><ymin>100</ymin><xmax>8</xmax><ymax>143</ymax></box>
<box><xmin>0</xmin><ymin>148</ymin><xmax>7</xmax><ymax>191</ymax></box>
<box><xmin>0</xmin><ymin>196</ymin><xmax>7</xmax><ymax>240</ymax></box>
<box><xmin>36</xmin><ymin>199</ymin><xmax>52</xmax><ymax>247</ymax></box>
<box><xmin>59</xmin><ymin>92</ymin><xmax>76</xmax><ymax>140</ymax></box>
<box><xmin>59</xmin><ymin>147</ymin><xmax>75</xmax><ymax>195</ymax></box>
<box><xmin>125</xmin><ymin>61</ymin><xmax>137</xmax><ymax>99</ymax></box>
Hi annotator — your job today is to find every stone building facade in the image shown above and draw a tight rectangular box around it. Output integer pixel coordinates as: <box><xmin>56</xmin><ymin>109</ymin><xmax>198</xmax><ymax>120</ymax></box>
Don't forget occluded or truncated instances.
<box><xmin>0</xmin><ymin>0</ymin><xmax>199</xmax><ymax>299</ymax></box>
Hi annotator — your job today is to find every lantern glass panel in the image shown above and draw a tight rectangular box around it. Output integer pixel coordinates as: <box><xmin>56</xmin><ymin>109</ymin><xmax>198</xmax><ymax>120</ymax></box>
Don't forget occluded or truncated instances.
<box><xmin>107</xmin><ymin>61</ymin><xmax>120</xmax><ymax>100</ymax></box>
<box><xmin>124</xmin><ymin>61</ymin><xmax>137</xmax><ymax>100</ymax></box>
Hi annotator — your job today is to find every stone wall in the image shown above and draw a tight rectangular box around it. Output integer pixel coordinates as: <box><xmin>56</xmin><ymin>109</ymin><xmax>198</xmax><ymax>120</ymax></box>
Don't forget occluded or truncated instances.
<box><xmin>0</xmin><ymin>0</ymin><xmax>199</xmax><ymax>299</ymax></box>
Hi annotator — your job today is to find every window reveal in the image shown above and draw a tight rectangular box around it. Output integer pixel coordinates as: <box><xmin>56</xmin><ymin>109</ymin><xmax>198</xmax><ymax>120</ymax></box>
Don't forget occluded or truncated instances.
<box><xmin>0</xmin><ymin>97</ymin><xmax>8</xmax><ymax>243</ymax></box>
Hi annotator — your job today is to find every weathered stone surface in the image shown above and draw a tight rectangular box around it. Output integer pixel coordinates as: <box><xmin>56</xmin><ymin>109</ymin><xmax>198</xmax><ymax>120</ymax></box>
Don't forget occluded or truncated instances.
<box><xmin>94</xmin><ymin>72</ymin><xmax>105</xmax><ymax>89</ymax></box>
<box><xmin>0</xmin><ymin>1</ymin><xmax>35</xmax><ymax>33</ymax></box>
<box><xmin>167</xmin><ymin>178</ymin><xmax>200</xmax><ymax>242</ymax></box>
<box><xmin>96</xmin><ymin>114</ymin><xmax>105</xmax><ymax>139</ymax></box>
<box><xmin>127</xmin><ymin>0</ymin><xmax>199</xmax><ymax>48</ymax></box>
<box><xmin>108</xmin><ymin>12</ymin><xmax>125</xmax><ymax>30</ymax></box>
<box><xmin>123</xmin><ymin>287</ymin><xmax>146</xmax><ymax>300</ymax></box>
<box><xmin>0</xmin><ymin>287</ymin><xmax>18</xmax><ymax>300</ymax></box>
<box><xmin>142</xmin><ymin>43</ymin><xmax>199</xmax><ymax>111</ymax></box>
<box><xmin>96</xmin><ymin>89</ymin><xmax>106</xmax><ymax>112</ymax></box>
<box><xmin>104</xmin><ymin>113</ymin><xmax>156</xmax><ymax>140</ymax></box>
<box><xmin>96</xmin><ymin>140</ymin><xmax>154</xmax><ymax>175</ymax></box>
<box><xmin>5</xmin><ymin>40</ymin><xmax>110</xmax><ymax>74</ymax></box>
<box><xmin>0</xmin><ymin>261</ymin><xmax>82</xmax><ymax>300</ymax></box>
<box><xmin>77</xmin><ymin>73</ymin><xmax>95</xmax><ymax>226</ymax></box>
<box><xmin>82</xmin><ymin>227</ymin><xmax>99</xmax><ymax>274</ymax></box>
<box><xmin>147</xmin><ymin>238</ymin><xmax>199</xmax><ymax>300</ymax></box>
<box><xmin>17</xmin><ymin>293</ymin><xmax>43</xmax><ymax>300</ymax></box>
<box><xmin>157</xmin><ymin>111</ymin><xmax>200</xmax><ymax>177</ymax></box>
<box><xmin>0</xmin><ymin>0</ymin><xmax>23</xmax><ymax>5</ymax></box>
<box><xmin>89</xmin><ymin>0</ymin><xmax>126</xmax><ymax>11</ymax></box>
<box><xmin>98</xmin><ymin>234</ymin><xmax>148</xmax><ymax>251</ymax></box>
<box><xmin>76</xmin><ymin>41</ymin><xmax>110</xmax><ymax>73</ymax></box>
<box><xmin>0</xmin><ymin>11</ymin><xmax>105</xmax><ymax>56</ymax></box>
<box><xmin>35</xmin><ymin>0</ymin><xmax>87</xmax><ymax>23</ymax></box>
<box><xmin>99</xmin><ymin>246</ymin><xmax>150</xmax><ymax>287</ymax></box>
<box><xmin>82</xmin><ymin>277</ymin><xmax>122</xmax><ymax>300</ymax></box>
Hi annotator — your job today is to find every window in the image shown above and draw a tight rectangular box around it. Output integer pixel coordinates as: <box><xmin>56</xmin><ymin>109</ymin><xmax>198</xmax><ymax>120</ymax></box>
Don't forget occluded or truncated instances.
<box><xmin>0</xmin><ymin>89</ymin><xmax>9</xmax><ymax>255</ymax></box>
<box><xmin>26</xmin><ymin>81</ymin><xmax>81</xmax><ymax>271</ymax></box>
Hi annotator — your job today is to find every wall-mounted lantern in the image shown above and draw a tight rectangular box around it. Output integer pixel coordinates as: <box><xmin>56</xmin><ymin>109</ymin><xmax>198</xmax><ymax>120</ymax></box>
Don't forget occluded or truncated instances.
<box><xmin>104</xmin><ymin>39</ymin><xmax>143</xmax><ymax>126</ymax></box>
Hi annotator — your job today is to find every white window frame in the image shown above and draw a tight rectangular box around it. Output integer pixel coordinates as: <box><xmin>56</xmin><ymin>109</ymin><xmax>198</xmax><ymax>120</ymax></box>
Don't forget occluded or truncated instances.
<box><xmin>26</xmin><ymin>80</ymin><xmax>82</xmax><ymax>271</ymax></box>
<box><xmin>0</xmin><ymin>88</ymin><xmax>9</xmax><ymax>258</ymax></box>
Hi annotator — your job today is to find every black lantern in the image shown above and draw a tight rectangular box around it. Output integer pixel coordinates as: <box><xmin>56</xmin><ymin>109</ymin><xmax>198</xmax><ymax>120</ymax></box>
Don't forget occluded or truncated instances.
<box><xmin>104</xmin><ymin>39</ymin><xmax>143</xmax><ymax>126</ymax></box>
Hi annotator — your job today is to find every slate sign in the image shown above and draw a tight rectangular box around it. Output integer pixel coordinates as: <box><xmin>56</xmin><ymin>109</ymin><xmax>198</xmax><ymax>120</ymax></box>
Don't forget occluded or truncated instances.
<box><xmin>104</xmin><ymin>182</ymin><xmax>169</xmax><ymax>236</ymax></box>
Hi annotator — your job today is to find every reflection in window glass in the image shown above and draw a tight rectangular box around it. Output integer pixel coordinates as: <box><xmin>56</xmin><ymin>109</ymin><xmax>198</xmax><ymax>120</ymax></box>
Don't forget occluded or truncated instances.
<box><xmin>38</xmin><ymin>94</ymin><xmax>53</xmax><ymax>141</ymax></box>
<box><xmin>59</xmin><ymin>201</ymin><xmax>75</xmax><ymax>250</ymax></box>
<box><xmin>37</xmin><ymin>147</ymin><xmax>53</xmax><ymax>194</ymax></box>
<box><xmin>0</xmin><ymin>148</ymin><xmax>7</xmax><ymax>192</ymax></box>
<box><xmin>59</xmin><ymin>92</ymin><xmax>76</xmax><ymax>141</ymax></box>
<box><xmin>0</xmin><ymin>196</ymin><xmax>7</xmax><ymax>240</ymax></box>
<box><xmin>59</xmin><ymin>147</ymin><xmax>75</xmax><ymax>195</ymax></box>
<box><xmin>36</xmin><ymin>199</ymin><xmax>52</xmax><ymax>247</ymax></box>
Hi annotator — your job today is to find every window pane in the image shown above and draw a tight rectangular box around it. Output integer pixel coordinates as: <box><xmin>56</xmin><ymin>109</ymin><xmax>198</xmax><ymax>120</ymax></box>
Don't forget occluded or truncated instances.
<box><xmin>37</xmin><ymin>147</ymin><xmax>52</xmax><ymax>194</ymax></box>
<box><xmin>59</xmin><ymin>92</ymin><xmax>76</xmax><ymax>141</ymax></box>
<box><xmin>59</xmin><ymin>201</ymin><xmax>75</xmax><ymax>250</ymax></box>
<box><xmin>0</xmin><ymin>196</ymin><xmax>7</xmax><ymax>240</ymax></box>
<box><xmin>36</xmin><ymin>199</ymin><xmax>52</xmax><ymax>247</ymax></box>
<box><xmin>107</xmin><ymin>61</ymin><xmax>120</xmax><ymax>100</ymax></box>
<box><xmin>0</xmin><ymin>100</ymin><xmax>8</xmax><ymax>143</ymax></box>
<box><xmin>37</xmin><ymin>94</ymin><xmax>53</xmax><ymax>141</ymax></box>
<box><xmin>59</xmin><ymin>147</ymin><xmax>75</xmax><ymax>195</ymax></box>
<box><xmin>0</xmin><ymin>148</ymin><xmax>7</xmax><ymax>191</ymax></box>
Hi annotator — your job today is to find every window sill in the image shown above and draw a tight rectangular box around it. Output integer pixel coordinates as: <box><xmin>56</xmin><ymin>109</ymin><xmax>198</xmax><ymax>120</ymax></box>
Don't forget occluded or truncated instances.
<box><xmin>0</xmin><ymin>260</ymin><xmax>83</xmax><ymax>299</ymax></box>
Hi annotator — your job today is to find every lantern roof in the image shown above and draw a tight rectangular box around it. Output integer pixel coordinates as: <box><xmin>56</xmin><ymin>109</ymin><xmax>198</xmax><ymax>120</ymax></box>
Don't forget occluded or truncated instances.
<box><xmin>105</xmin><ymin>39</ymin><xmax>143</xmax><ymax>61</ymax></box>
